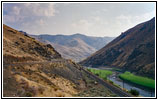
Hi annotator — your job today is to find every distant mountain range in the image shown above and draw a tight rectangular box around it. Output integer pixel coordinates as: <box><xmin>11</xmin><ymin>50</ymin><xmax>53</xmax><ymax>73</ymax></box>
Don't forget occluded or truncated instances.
<box><xmin>80</xmin><ymin>17</ymin><xmax>155</xmax><ymax>79</ymax></box>
<box><xmin>31</xmin><ymin>34</ymin><xmax>115</xmax><ymax>62</ymax></box>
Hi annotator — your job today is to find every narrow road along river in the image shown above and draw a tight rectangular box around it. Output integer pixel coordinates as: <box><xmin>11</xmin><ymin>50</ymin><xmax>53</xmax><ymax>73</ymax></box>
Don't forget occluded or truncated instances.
<box><xmin>88</xmin><ymin>67</ymin><xmax>155</xmax><ymax>97</ymax></box>
<box><xmin>107</xmin><ymin>72</ymin><xmax>155</xmax><ymax>97</ymax></box>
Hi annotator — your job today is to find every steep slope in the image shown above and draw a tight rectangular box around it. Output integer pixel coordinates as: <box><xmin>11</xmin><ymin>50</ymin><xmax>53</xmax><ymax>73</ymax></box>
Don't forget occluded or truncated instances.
<box><xmin>3</xmin><ymin>24</ymin><xmax>115</xmax><ymax>97</ymax></box>
<box><xmin>31</xmin><ymin>34</ymin><xmax>114</xmax><ymax>62</ymax></box>
<box><xmin>3</xmin><ymin>24</ymin><xmax>61</xmax><ymax>64</ymax></box>
<box><xmin>80</xmin><ymin>18</ymin><xmax>155</xmax><ymax>78</ymax></box>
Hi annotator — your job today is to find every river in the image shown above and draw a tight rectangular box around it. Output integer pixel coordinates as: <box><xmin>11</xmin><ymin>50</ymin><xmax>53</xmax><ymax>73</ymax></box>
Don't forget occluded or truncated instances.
<box><xmin>107</xmin><ymin>72</ymin><xmax>155</xmax><ymax>97</ymax></box>
<box><xmin>88</xmin><ymin>67</ymin><xmax>155</xmax><ymax>97</ymax></box>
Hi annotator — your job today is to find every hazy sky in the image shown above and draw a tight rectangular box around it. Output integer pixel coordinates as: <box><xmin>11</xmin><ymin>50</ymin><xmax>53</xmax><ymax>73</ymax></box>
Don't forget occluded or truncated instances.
<box><xmin>3</xmin><ymin>2</ymin><xmax>156</xmax><ymax>37</ymax></box>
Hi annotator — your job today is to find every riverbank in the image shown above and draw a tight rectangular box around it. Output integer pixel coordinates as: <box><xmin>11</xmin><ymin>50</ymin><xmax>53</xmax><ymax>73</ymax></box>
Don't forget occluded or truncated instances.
<box><xmin>86</xmin><ymin>67</ymin><xmax>155</xmax><ymax>97</ymax></box>
<box><xmin>119</xmin><ymin>72</ymin><xmax>155</xmax><ymax>89</ymax></box>
<box><xmin>108</xmin><ymin>72</ymin><xmax>155</xmax><ymax>97</ymax></box>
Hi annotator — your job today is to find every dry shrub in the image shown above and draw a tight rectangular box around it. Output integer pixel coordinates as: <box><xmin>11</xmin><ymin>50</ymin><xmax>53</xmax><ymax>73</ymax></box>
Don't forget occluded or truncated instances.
<box><xmin>54</xmin><ymin>87</ymin><xmax>58</xmax><ymax>91</ymax></box>
<box><xmin>38</xmin><ymin>86</ymin><xmax>45</xmax><ymax>94</ymax></box>
<box><xmin>26</xmin><ymin>86</ymin><xmax>37</xmax><ymax>96</ymax></box>
<box><xmin>25</xmin><ymin>92</ymin><xmax>33</xmax><ymax>97</ymax></box>
<box><xmin>56</xmin><ymin>92</ymin><xmax>65</xmax><ymax>97</ymax></box>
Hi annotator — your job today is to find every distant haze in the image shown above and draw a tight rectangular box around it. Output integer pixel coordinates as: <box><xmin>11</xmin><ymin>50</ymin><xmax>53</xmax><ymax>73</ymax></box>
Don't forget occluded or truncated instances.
<box><xmin>3</xmin><ymin>2</ymin><xmax>155</xmax><ymax>37</ymax></box>
<box><xmin>31</xmin><ymin>33</ymin><xmax>115</xmax><ymax>62</ymax></box>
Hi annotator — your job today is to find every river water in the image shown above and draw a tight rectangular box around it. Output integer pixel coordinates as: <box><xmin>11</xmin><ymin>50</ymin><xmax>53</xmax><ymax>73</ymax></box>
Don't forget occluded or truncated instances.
<box><xmin>88</xmin><ymin>67</ymin><xmax>155</xmax><ymax>97</ymax></box>
<box><xmin>107</xmin><ymin>72</ymin><xmax>155</xmax><ymax>97</ymax></box>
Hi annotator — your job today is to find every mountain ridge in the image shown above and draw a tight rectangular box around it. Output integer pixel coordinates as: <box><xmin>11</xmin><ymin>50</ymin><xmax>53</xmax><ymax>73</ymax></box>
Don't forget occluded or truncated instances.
<box><xmin>31</xmin><ymin>34</ymin><xmax>115</xmax><ymax>62</ymax></box>
<box><xmin>80</xmin><ymin>17</ymin><xmax>155</xmax><ymax>79</ymax></box>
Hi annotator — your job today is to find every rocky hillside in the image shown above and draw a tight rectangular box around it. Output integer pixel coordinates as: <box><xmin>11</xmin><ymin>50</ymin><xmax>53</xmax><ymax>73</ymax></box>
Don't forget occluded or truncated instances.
<box><xmin>80</xmin><ymin>18</ymin><xmax>155</xmax><ymax>79</ymax></box>
<box><xmin>31</xmin><ymin>34</ymin><xmax>114</xmax><ymax>62</ymax></box>
<box><xmin>3</xmin><ymin>24</ymin><xmax>116</xmax><ymax>97</ymax></box>
<box><xmin>3</xmin><ymin>24</ymin><xmax>61</xmax><ymax>64</ymax></box>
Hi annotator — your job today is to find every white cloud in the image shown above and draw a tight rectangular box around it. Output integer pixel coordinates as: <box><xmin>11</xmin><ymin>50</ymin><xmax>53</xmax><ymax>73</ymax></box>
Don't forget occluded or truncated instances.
<box><xmin>12</xmin><ymin>6</ymin><xmax>21</xmax><ymax>15</ymax></box>
<box><xmin>36</xmin><ymin>19</ymin><xmax>47</xmax><ymax>26</ymax></box>
<box><xmin>3</xmin><ymin>3</ymin><xmax>57</xmax><ymax>24</ymax></box>
<box><xmin>92</xmin><ymin>16</ymin><xmax>101</xmax><ymax>22</ymax></box>
<box><xmin>116</xmin><ymin>11</ymin><xmax>155</xmax><ymax>32</ymax></box>
<box><xmin>20</xmin><ymin>19</ymin><xmax>47</xmax><ymax>34</ymax></box>
<box><xmin>23</xmin><ymin>3</ymin><xmax>56</xmax><ymax>17</ymax></box>
<box><xmin>93</xmin><ymin>8</ymin><xmax>108</xmax><ymax>15</ymax></box>
<box><xmin>3</xmin><ymin>3</ymin><xmax>155</xmax><ymax>37</ymax></box>
<box><xmin>71</xmin><ymin>17</ymin><xmax>109</xmax><ymax>36</ymax></box>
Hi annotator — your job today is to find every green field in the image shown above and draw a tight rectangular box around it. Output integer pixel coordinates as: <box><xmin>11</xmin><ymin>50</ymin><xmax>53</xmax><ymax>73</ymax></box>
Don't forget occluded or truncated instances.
<box><xmin>119</xmin><ymin>72</ymin><xmax>155</xmax><ymax>89</ymax></box>
<box><xmin>87</xmin><ymin>68</ymin><xmax>113</xmax><ymax>80</ymax></box>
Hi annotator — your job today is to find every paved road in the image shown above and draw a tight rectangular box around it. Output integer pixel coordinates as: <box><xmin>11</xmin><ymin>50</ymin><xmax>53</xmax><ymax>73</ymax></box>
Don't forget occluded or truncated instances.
<box><xmin>3</xmin><ymin>60</ymin><xmax>132</xmax><ymax>97</ymax></box>
<box><xmin>82</xmin><ymin>67</ymin><xmax>132</xmax><ymax>97</ymax></box>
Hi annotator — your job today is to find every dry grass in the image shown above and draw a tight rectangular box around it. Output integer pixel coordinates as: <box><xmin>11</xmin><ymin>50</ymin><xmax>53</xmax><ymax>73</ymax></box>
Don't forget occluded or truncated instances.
<box><xmin>3</xmin><ymin>24</ymin><xmax>116</xmax><ymax>97</ymax></box>
<box><xmin>3</xmin><ymin>24</ymin><xmax>61</xmax><ymax>63</ymax></box>
<box><xmin>4</xmin><ymin>63</ymin><xmax>78</xmax><ymax>97</ymax></box>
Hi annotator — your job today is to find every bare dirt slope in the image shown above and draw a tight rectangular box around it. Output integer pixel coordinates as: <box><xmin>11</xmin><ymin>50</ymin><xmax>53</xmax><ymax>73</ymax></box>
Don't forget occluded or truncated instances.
<box><xmin>3</xmin><ymin>24</ymin><xmax>115</xmax><ymax>97</ymax></box>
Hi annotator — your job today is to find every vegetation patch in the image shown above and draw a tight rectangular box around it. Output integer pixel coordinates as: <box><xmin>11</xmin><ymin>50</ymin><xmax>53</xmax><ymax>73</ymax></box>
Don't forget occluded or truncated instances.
<box><xmin>119</xmin><ymin>71</ymin><xmax>155</xmax><ymax>89</ymax></box>
<box><xmin>87</xmin><ymin>68</ymin><xmax>113</xmax><ymax>80</ymax></box>
<box><xmin>129</xmin><ymin>89</ymin><xmax>139</xmax><ymax>96</ymax></box>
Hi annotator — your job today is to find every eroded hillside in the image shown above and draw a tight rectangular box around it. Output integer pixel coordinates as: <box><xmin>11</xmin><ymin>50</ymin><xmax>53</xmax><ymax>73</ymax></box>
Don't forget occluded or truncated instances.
<box><xmin>3</xmin><ymin>24</ymin><xmax>61</xmax><ymax>64</ymax></box>
<box><xmin>3</xmin><ymin>24</ymin><xmax>116</xmax><ymax>97</ymax></box>
<box><xmin>80</xmin><ymin>18</ymin><xmax>155</xmax><ymax>78</ymax></box>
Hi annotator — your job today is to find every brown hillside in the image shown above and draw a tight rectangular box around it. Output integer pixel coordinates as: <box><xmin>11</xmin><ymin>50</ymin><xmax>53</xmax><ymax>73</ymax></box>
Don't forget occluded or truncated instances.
<box><xmin>3</xmin><ymin>24</ymin><xmax>115</xmax><ymax>97</ymax></box>
<box><xmin>3</xmin><ymin>24</ymin><xmax>61</xmax><ymax>64</ymax></box>
<box><xmin>80</xmin><ymin>18</ymin><xmax>155</xmax><ymax>78</ymax></box>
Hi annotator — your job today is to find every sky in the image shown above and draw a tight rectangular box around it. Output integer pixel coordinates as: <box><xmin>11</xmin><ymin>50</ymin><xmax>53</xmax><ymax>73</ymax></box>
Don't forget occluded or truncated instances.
<box><xmin>3</xmin><ymin>2</ymin><xmax>156</xmax><ymax>37</ymax></box>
